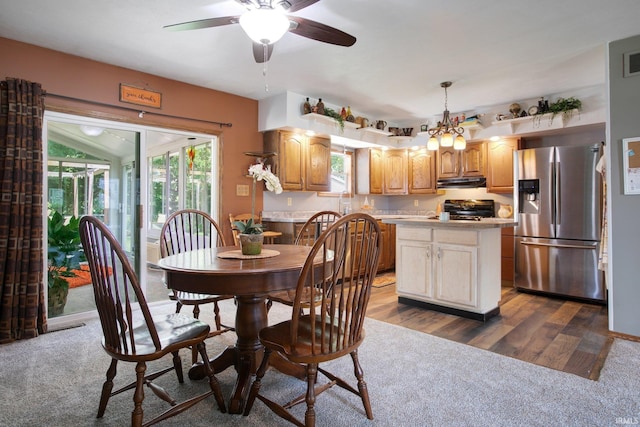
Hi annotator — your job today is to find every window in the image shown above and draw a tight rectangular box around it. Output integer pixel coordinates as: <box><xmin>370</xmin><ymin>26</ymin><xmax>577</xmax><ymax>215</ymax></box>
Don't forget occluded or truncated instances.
<box><xmin>47</xmin><ymin>141</ymin><xmax>110</xmax><ymax>219</ymax></box>
<box><xmin>148</xmin><ymin>140</ymin><xmax>214</xmax><ymax>235</ymax></box>
<box><xmin>319</xmin><ymin>149</ymin><xmax>353</xmax><ymax>197</ymax></box>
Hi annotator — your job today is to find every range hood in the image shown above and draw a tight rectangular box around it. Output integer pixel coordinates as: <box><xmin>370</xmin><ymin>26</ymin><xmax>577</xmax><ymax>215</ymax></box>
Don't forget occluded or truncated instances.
<box><xmin>437</xmin><ymin>176</ymin><xmax>487</xmax><ymax>189</ymax></box>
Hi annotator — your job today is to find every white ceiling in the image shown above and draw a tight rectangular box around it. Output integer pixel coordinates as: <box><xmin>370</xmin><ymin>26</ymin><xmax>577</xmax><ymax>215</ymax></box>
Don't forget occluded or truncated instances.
<box><xmin>2</xmin><ymin>0</ymin><xmax>640</xmax><ymax>123</ymax></box>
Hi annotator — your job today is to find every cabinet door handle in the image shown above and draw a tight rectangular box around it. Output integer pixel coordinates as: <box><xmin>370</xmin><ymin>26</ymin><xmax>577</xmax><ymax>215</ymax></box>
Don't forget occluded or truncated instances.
<box><xmin>426</xmin><ymin>246</ymin><xmax>431</xmax><ymax>259</ymax></box>
<box><xmin>436</xmin><ymin>247</ymin><xmax>441</xmax><ymax>259</ymax></box>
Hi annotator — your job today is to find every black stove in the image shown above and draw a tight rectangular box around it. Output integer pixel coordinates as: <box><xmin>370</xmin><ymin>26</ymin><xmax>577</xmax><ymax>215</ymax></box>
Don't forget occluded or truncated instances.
<box><xmin>444</xmin><ymin>199</ymin><xmax>495</xmax><ymax>220</ymax></box>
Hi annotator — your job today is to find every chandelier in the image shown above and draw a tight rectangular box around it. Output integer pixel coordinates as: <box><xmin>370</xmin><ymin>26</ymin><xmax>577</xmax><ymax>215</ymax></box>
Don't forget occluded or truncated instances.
<box><xmin>427</xmin><ymin>81</ymin><xmax>466</xmax><ymax>151</ymax></box>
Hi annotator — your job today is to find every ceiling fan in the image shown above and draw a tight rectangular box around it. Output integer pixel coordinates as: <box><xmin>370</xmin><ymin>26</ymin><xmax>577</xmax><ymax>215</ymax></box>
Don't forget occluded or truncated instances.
<box><xmin>164</xmin><ymin>0</ymin><xmax>356</xmax><ymax>63</ymax></box>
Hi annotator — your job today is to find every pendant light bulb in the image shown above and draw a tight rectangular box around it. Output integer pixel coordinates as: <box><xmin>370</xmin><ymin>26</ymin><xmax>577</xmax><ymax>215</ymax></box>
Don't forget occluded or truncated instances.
<box><xmin>440</xmin><ymin>132</ymin><xmax>454</xmax><ymax>147</ymax></box>
<box><xmin>427</xmin><ymin>136</ymin><xmax>439</xmax><ymax>151</ymax></box>
<box><xmin>453</xmin><ymin>134</ymin><xmax>467</xmax><ymax>150</ymax></box>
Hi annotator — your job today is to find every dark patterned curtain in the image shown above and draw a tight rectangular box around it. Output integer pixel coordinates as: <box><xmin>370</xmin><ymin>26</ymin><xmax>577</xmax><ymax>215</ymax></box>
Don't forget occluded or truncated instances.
<box><xmin>0</xmin><ymin>78</ymin><xmax>46</xmax><ymax>343</ymax></box>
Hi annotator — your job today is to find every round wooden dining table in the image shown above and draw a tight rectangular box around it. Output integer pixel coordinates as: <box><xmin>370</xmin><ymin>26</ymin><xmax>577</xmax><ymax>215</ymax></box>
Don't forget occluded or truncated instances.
<box><xmin>157</xmin><ymin>244</ymin><xmax>311</xmax><ymax>414</ymax></box>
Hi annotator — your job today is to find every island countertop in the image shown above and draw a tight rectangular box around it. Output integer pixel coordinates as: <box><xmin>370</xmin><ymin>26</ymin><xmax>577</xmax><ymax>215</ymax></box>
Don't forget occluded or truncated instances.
<box><xmin>381</xmin><ymin>217</ymin><xmax>517</xmax><ymax>229</ymax></box>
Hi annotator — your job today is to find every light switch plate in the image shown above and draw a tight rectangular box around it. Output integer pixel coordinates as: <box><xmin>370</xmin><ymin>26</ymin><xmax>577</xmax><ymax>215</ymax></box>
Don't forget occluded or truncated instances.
<box><xmin>236</xmin><ymin>184</ymin><xmax>249</xmax><ymax>196</ymax></box>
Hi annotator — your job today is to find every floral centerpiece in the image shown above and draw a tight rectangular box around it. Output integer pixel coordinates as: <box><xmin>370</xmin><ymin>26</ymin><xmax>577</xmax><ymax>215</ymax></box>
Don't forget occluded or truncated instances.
<box><xmin>234</xmin><ymin>160</ymin><xmax>282</xmax><ymax>254</ymax></box>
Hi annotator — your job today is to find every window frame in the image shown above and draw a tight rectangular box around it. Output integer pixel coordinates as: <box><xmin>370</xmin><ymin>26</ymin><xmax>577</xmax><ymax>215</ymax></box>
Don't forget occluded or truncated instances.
<box><xmin>317</xmin><ymin>147</ymin><xmax>354</xmax><ymax>198</ymax></box>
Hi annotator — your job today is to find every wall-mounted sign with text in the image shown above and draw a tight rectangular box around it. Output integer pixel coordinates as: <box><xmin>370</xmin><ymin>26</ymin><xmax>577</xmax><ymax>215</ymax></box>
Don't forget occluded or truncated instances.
<box><xmin>119</xmin><ymin>84</ymin><xmax>162</xmax><ymax>109</ymax></box>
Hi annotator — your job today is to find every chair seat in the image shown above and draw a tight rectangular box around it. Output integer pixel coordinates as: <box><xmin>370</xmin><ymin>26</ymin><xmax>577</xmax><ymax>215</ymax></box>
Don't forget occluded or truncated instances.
<box><xmin>106</xmin><ymin>313</ymin><xmax>210</xmax><ymax>360</ymax></box>
<box><xmin>173</xmin><ymin>291</ymin><xmax>232</xmax><ymax>304</ymax></box>
<box><xmin>259</xmin><ymin>315</ymin><xmax>361</xmax><ymax>364</ymax></box>
<box><xmin>266</xmin><ymin>289</ymin><xmax>297</xmax><ymax>306</ymax></box>
<box><xmin>267</xmin><ymin>286</ymin><xmax>322</xmax><ymax>308</ymax></box>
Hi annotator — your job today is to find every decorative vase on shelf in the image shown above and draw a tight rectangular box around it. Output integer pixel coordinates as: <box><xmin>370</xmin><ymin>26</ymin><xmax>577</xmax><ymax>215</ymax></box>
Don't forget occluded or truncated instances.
<box><xmin>316</xmin><ymin>98</ymin><xmax>324</xmax><ymax>115</ymax></box>
<box><xmin>346</xmin><ymin>106</ymin><xmax>355</xmax><ymax>122</ymax></box>
<box><xmin>303</xmin><ymin>97</ymin><xmax>311</xmax><ymax>114</ymax></box>
<box><xmin>239</xmin><ymin>233</ymin><xmax>264</xmax><ymax>255</ymax></box>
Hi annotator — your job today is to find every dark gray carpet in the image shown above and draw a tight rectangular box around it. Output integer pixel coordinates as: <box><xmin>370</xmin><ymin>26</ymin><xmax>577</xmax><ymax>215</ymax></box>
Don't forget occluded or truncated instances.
<box><xmin>1</xmin><ymin>299</ymin><xmax>638</xmax><ymax>426</ymax></box>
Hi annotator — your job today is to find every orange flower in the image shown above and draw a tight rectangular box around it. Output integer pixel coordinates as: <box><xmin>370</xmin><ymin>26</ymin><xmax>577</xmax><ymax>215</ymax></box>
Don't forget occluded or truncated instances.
<box><xmin>186</xmin><ymin>146</ymin><xmax>196</xmax><ymax>170</ymax></box>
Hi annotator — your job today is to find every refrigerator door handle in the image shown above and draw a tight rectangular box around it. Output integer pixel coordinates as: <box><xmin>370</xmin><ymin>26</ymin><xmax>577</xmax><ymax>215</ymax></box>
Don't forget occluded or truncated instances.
<box><xmin>548</xmin><ymin>155</ymin><xmax>557</xmax><ymax>228</ymax></box>
<box><xmin>520</xmin><ymin>241</ymin><xmax>597</xmax><ymax>250</ymax></box>
<box><xmin>555</xmin><ymin>160</ymin><xmax>561</xmax><ymax>227</ymax></box>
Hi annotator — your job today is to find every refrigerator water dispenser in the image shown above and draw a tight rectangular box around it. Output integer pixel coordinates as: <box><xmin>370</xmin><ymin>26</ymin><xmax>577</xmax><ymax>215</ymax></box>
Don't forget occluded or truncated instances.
<box><xmin>518</xmin><ymin>179</ymin><xmax>539</xmax><ymax>213</ymax></box>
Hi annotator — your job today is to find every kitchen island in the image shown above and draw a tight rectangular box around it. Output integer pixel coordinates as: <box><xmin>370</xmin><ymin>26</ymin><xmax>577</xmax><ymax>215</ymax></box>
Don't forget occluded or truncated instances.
<box><xmin>381</xmin><ymin>217</ymin><xmax>517</xmax><ymax>321</ymax></box>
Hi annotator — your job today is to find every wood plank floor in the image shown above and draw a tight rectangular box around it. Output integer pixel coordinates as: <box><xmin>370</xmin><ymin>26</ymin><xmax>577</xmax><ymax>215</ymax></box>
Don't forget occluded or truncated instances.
<box><xmin>367</xmin><ymin>275</ymin><xmax>612</xmax><ymax>380</ymax></box>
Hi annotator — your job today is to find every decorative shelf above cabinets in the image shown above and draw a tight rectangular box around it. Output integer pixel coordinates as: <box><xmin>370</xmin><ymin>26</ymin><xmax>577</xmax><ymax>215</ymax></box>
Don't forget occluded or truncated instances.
<box><xmin>491</xmin><ymin>109</ymin><xmax>579</xmax><ymax>134</ymax></box>
<box><xmin>388</xmin><ymin>135</ymin><xmax>414</xmax><ymax>142</ymax></box>
<box><xmin>358</xmin><ymin>126</ymin><xmax>392</xmax><ymax>136</ymax></box>
<box><xmin>302</xmin><ymin>113</ymin><xmax>360</xmax><ymax>130</ymax></box>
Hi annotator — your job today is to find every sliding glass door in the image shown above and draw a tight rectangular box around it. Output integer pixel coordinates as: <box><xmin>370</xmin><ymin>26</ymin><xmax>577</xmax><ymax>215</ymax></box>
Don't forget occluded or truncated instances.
<box><xmin>44</xmin><ymin>111</ymin><xmax>220</xmax><ymax>325</ymax></box>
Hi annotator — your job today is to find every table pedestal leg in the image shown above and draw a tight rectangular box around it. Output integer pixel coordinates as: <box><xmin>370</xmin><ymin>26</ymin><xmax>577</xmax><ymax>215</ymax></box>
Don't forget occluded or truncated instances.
<box><xmin>228</xmin><ymin>294</ymin><xmax>266</xmax><ymax>413</ymax></box>
<box><xmin>188</xmin><ymin>294</ymin><xmax>267</xmax><ymax>414</ymax></box>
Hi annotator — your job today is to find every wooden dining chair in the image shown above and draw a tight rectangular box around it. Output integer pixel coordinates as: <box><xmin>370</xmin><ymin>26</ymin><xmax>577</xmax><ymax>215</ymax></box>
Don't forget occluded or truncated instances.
<box><xmin>160</xmin><ymin>209</ymin><xmax>234</xmax><ymax>364</ymax></box>
<box><xmin>229</xmin><ymin>212</ymin><xmax>282</xmax><ymax>245</ymax></box>
<box><xmin>229</xmin><ymin>213</ymin><xmax>261</xmax><ymax>246</ymax></box>
<box><xmin>243</xmin><ymin>213</ymin><xmax>382</xmax><ymax>427</ymax></box>
<box><xmin>79</xmin><ymin>216</ymin><xmax>226</xmax><ymax>427</ymax></box>
<box><xmin>266</xmin><ymin>210</ymin><xmax>342</xmax><ymax>313</ymax></box>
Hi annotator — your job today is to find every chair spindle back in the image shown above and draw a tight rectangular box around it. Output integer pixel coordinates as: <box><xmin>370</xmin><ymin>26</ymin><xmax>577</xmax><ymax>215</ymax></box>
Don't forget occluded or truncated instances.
<box><xmin>291</xmin><ymin>213</ymin><xmax>382</xmax><ymax>355</ymax></box>
<box><xmin>160</xmin><ymin>209</ymin><xmax>225</xmax><ymax>257</ymax></box>
<box><xmin>79</xmin><ymin>216</ymin><xmax>159</xmax><ymax>356</ymax></box>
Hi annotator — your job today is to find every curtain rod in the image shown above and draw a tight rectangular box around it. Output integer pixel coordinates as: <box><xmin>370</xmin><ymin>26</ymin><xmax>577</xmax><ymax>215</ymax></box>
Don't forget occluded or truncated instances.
<box><xmin>43</xmin><ymin>91</ymin><xmax>233</xmax><ymax>128</ymax></box>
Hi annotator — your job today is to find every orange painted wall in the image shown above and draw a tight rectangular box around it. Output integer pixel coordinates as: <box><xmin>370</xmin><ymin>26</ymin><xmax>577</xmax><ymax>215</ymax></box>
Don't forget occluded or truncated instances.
<box><xmin>0</xmin><ymin>36</ymin><xmax>261</xmax><ymax>244</ymax></box>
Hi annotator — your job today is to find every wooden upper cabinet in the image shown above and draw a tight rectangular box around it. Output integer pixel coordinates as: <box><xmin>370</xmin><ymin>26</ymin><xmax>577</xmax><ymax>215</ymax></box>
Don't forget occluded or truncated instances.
<box><xmin>305</xmin><ymin>136</ymin><xmax>331</xmax><ymax>192</ymax></box>
<box><xmin>278</xmin><ymin>131</ymin><xmax>305</xmax><ymax>191</ymax></box>
<box><xmin>370</xmin><ymin>149</ymin><xmax>384</xmax><ymax>194</ymax></box>
<box><xmin>409</xmin><ymin>149</ymin><xmax>437</xmax><ymax>194</ymax></box>
<box><xmin>487</xmin><ymin>138</ymin><xmax>519</xmax><ymax>193</ymax></box>
<box><xmin>461</xmin><ymin>142</ymin><xmax>486</xmax><ymax>177</ymax></box>
<box><xmin>437</xmin><ymin>147</ymin><xmax>459</xmax><ymax>179</ymax></box>
<box><xmin>383</xmin><ymin>149</ymin><xmax>408</xmax><ymax>194</ymax></box>
<box><xmin>263</xmin><ymin>130</ymin><xmax>330</xmax><ymax>192</ymax></box>
<box><xmin>356</xmin><ymin>148</ymin><xmax>383</xmax><ymax>194</ymax></box>
<box><xmin>437</xmin><ymin>142</ymin><xmax>485</xmax><ymax>179</ymax></box>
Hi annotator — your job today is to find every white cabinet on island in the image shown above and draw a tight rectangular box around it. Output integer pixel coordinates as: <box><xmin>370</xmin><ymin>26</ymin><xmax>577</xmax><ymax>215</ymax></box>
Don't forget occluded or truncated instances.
<box><xmin>382</xmin><ymin>218</ymin><xmax>517</xmax><ymax>321</ymax></box>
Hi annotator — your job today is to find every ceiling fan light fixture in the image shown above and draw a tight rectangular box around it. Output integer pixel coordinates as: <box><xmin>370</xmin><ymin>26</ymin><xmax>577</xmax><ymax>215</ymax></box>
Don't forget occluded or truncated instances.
<box><xmin>239</xmin><ymin>7</ymin><xmax>290</xmax><ymax>45</ymax></box>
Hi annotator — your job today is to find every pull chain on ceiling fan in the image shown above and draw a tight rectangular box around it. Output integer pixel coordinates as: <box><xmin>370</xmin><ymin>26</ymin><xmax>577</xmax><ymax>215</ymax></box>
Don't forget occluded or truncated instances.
<box><xmin>164</xmin><ymin>0</ymin><xmax>356</xmax><ymax>64</ymax></box>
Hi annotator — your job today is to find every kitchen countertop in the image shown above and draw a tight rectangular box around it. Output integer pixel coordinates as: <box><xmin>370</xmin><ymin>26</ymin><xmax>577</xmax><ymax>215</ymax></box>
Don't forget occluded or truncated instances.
<box><xmin>262</xmin><ymin>216</ymin><xmax>311</xmax><ymax>223</ymax></box>
<box><xmin>262</xmin><ymin>213</ymin><xmax>428</xmax><ymax>223</ymax></box>
<box><xmin>264</xmin><ymin>214</ymin><xmax>517</xmax><ymax>228</ymax></box>
<box><xmin>381</xmin><ymin>217</ymin><xmax>518</xmax><ymax>229</ymax></box>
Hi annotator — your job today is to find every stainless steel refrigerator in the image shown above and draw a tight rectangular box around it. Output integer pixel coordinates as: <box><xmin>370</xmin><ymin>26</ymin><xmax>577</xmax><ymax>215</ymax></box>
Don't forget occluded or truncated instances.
<box><xmin>514</xmin><ymin>144</ymin><xmax>606</xmax><ymax>303</ymax></box>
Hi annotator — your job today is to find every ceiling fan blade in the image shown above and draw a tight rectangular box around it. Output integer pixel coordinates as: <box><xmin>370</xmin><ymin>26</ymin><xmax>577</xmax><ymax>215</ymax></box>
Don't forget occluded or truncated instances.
<box><xmin>286</xmin><ymin>0</ymin><xmax>321</xmax><ymax>13</ymax></box>
<box><xmin>287</xmin><ymin>16</ymin><xmax>356</xmax><ymax>46</ymax></box>
<box><xmin>253</xmin><ymin>42</ymin><xmax>274</xmax><ymax>63</ymax></box>
<box><xmin>163</xmin><ymin>16</ymin><xmax>239</xmax><ymax>32</ymax></box>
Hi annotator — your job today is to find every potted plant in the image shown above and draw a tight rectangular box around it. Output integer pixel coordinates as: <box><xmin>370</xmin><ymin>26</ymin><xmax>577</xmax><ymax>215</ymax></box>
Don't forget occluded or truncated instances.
<box><xmin>534</xmin><ymin>96</ymin><xmax>582</xmax><ymax>126</ymax></box>
<box><xmin>234</xmin><ymin>161</ymin><xmax>283</xmax><ymax>255</ymax></box>
<box><xmin>323</xmin><ymin>107</ymin><xmax>346</xmax><ymax>132</ymax></box>
<box><xmin>548</xmin><ymin>96</ymin><xmax>582</xmax><ymax>121</ymax></box>
<box><xmin>47</xmin><ymin>211</ymin><xmax>83</xmax><ymax>316</ymax></box>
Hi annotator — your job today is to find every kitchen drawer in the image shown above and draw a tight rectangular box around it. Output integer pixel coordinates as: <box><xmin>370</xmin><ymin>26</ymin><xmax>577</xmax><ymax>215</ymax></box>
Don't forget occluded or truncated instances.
<box><xmin>397</xmin><ymin>226</ymin><xmax>432</xmax><ymax>242</ymax></box>
<box><xmin>434</xmin><ymin>229</ymin><xmax>478</xmax><ymax>246</ymax></box>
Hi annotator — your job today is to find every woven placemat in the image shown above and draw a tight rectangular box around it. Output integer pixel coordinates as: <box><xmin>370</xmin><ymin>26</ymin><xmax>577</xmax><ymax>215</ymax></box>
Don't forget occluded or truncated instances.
<box><xmin>217</xmin><ymin>249</ymin><xmax>280</xmax><ymax>260</ymax></box>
